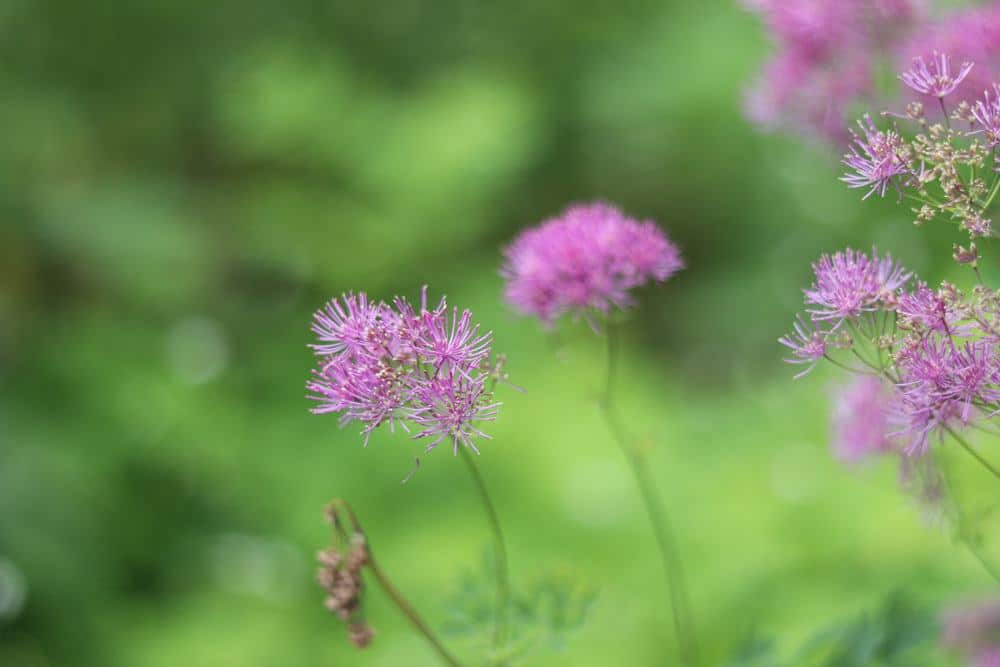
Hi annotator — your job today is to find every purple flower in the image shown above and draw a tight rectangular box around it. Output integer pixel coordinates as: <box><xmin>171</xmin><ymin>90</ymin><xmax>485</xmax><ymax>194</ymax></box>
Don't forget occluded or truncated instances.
<box><xmin>408</xmin><ymin>371</ymin><xmax>501</xmax><ymax>455</ymax></box>
<box><xmin>779</xmin><ymin>315</ymin><xmax>828</xmax><ymax>378</ymax></box>
<box><xmin>743</xmin><ymin>0</ymin><xmax>923</xmax><ymax>143</ymax></box>
<box><xmin>803</xmin><ymin>247</ymin><xmax>910</xmax><ymax>324</ymax></box>
<box><xmin>306</xmin><ymin>289</ymin><xmax>505</xmax><ymax>456</ymax></box>
<box><xmin>896</xmin><ymin>5</ymin><xmax>1000</xmax><ymax>110</ymax></box>
<box><xmin>501</xmin><ymin>201</ymin><xmax>683</xmax><ymax>326</ymax></box>
<box><xmin>942</xmin><ymin>599</ymin><xmax>1000</xmax><ymax>666</ymax></box>
<box><xmin>311</xmin><ymin>292</ymin><xmax>381</xmax><ymax>357</ymax></box>
<box><xmin>841</xmin><ymin>115</ymin><xmax>911</xmax><ymax>199</ymax></box>
<box><xmin>899</xmin><ymin>52</ymin><xmax>974</xmax><ymax>98</ymax></box>
<box><xmin>896</xmin><ymin>282</ymin><xmax>949</xmax><ymax>333</ymax></box>
<box><xmin>831</xmin><ymin>375</ymin><xmax>898</xmax><ymax>462</ymax></box>
<box><xmin>971</xmin><ymin>84</ymin><xmax>1000</xmax><ymax>147</ymax></box>
<box><xmin>892</xmin><ymin>335</ymin><xmax>1000</xmax><ymax>452</ymax></box>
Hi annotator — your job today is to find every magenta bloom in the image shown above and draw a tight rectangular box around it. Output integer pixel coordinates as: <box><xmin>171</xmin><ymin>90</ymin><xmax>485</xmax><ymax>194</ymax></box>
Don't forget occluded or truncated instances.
<box><xmin>841</xmin><ymin>116</ymin><xmax>911</xmax><ymax>199</ymax></box>
<box><xmin>899</xmin><ymin>52</ymin><xmax>974</xmax><ymax>98</ymax></box>
<box><xmin>803</xmin><ymin>247</ymin><xmax>910</xmax><ymax>324</ymax></box>
<box><xmin>307</xmin><ymin>288</ymin><xmax>504</xmax><ymax>455</ymax></box>
<box><xmin>943</xmin><ymin>599</ymin><xmax>1000</xmax><ymax>667</ymax></box>
<box><xmin>893</xmin><ymin>336</ymin><xmax>1000</xmax><ymax>453</ymax></box>
<box><xmin>896</xmin><ymin>5</ymin><xmax>1000</xmax><ymax>110</ymax></box>
<box><xmin>831</xmin><ymin>375</ymin><xmax>897</xmax><ymax>462</ymax></box>
<box><xmin>896</xmin><ymin>282</ymin><xmax>949</xmax><ymax>333</ymax></box>
<box><xmin>743</xmin><ymin>0</ymin><xmax>923</xmax><ymax>143</ymax></box>
<box><xmin>778</xmin><ymin>315</ymin><xmax>828</xmax><ymax>378</ymax></box>
<box><xmin>971</xmin><ymin>85</ymin><xmax>1000</xmax><ymax>147</ymax></box>
<box><xmin>501</xmin><ymin>201</ymin><xmax>683</xmax><ymax>326</ymax></box>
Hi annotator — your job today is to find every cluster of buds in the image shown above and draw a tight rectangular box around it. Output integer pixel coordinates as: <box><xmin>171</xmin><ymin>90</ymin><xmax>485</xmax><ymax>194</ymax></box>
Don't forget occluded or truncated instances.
<box><xmin>317</xmin><ymin>504</ymin><xmax>375</xmax><ymax>648</ymax></box>
<box><xmin>841</xmin><ymin>54</ymin><xmax>1000</xmax><ymax>245</ymax></box>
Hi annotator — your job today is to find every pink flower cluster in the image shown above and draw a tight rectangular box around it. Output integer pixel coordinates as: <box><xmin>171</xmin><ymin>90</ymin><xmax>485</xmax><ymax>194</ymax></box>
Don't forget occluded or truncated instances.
<box><xmin>781</xmin><ymin>247</ymin><xmax>1000</xmax><ymax>454</ymax></box>
<box><xmin>501</xmin><ymin>202</ymin><xmax>683</xmax><ymax>326</ymax></box>
<box><xmin>744</xmin><ymin>1</ymin><xmax>1000</xmax><ymax>142</ymax></box>
<box><xmin>307</xmin><ymin>288</ymin><xmax>502</xmax><ymax>455</ymax></box>
<box><xmin>831</xmin><ymin>375</ymin><xmax>897</xmax><ymax>463</ymax></box>
<box><xmin>744</xmin><ymin>0</ymin><xmax>922</xmax><ymax>142</ymax></box>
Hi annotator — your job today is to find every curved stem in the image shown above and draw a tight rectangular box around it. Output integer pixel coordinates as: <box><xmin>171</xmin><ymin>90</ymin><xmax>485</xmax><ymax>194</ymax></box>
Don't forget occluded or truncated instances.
<box><xmin>932</xmin><ymin>456</ymin><xmax>1000</xmax><ymax>585</ymax></box>
<box><xmin>945</xmin><ymin>426</ymin><xmax>1000</xmax><ymax>481</ymax></box>
<box><xmin>965</xmin><ymin>540</ymin><xmax>1000</xmax><ymax>584</ymax></box>
<box><xmin>599</xmin><ymin>323</ymin><xmax>700</xmax><ymax>667</ymax></box>
<box><xmin>331</xmin><ymin>500</ymin><xmax>465</xmax><ymax>667</ymax></box>
<box><xmin>459</xmin><ymin>446</ymin><xmax>510</xmax><ymax>662</ymax></box>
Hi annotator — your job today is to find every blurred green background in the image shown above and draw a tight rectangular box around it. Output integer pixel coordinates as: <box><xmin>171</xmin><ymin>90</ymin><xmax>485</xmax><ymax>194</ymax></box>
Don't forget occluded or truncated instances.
<box><xmin>1</xmin><ymin>0</ymin><xmax>995</xmax><ymax>665</ymax></box>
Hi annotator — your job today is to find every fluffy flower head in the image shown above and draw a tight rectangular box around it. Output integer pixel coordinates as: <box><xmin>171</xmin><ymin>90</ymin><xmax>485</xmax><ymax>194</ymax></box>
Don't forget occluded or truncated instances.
<box><xmin>803</xmin><ymin>247</ymin><xmax>910</xmax><ymax>324</ymax></box>
<box><xmin>831</xmin><ymin>375</ymin><xmax>898</xmax><ymax>462</ymax></box>
<box><xmin>501</xmin><ymin>201</ymin><xmax>683</xmax><ymax>326</ymax></box>
<box><xmin>899</xmin><ymin>52</ymin><xmax>974</xmax><ymax>98</ymax></box>
<box><xmin>307</xmin><ymin>288</ymin><xmax>505</xmax><ymax>456</ymax></box>
<box><xmin>841</xmin><ymin>115</ymin><xmax>912</xmax><ymax>199</ymax></box>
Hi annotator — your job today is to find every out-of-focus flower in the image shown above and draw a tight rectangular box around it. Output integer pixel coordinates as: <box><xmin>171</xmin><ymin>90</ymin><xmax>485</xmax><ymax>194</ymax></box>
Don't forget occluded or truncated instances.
<box><xmin>307</xmin><ymin>288</ymin><xmax>505</xmax><ymax>456</ymax></box>
<box><xmin>831</xmin><ymin>375</ymin><xmax>898</xmax><ymax>462</ymax></box>
<box><xmin>501</xmin><ymin>201</ymin><xmax>683</xmax><ymax>327</ymax></box>
<box><xmin>943</xmin><ymin>598</ymin><xmax>1000</xmax><ymax>667</ymax></box>
<box><xmin>804</xmin><ymin>247</ymin><xmax>910</xmax><ymax>324</ymax></box>
<box><xmin>743</xmin><ymin>0</ymin><xmax>923</xmax><ymax>142</ymax></box>
<box><xmin>841</xmin><ymin>115</ymin><xmax>912</xmax><ymax>199</ymax></box>
<box><xmin>899</xmin><ymin>52</ymin><xmax>973</xmax><ymax>98</ymax></box>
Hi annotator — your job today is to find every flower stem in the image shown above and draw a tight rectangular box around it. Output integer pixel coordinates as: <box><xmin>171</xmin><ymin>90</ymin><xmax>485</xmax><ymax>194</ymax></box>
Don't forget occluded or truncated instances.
<box><xmin>458</xmin><ymin>446</ymin><xmax>510</xmax><ymax>661</ymax></box>
<box><xmin>944</xmin><ymin>425</ymin><xmax>1000</xmax><ymax>481</ymax></box>
<box><xmin>331</xmin><ymin>500</ymin><xmax>465</xmax><ymax>667</ymax></box>
<box><xmin>599</xmin><ymin>322</ymin><xmax>700</xmax><ymax>667</ymax></box>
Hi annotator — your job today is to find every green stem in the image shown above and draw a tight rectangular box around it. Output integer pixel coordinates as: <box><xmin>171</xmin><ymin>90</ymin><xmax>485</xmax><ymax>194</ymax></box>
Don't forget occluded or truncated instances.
<box><xmin>944</xmin><ymin>425</ymin><xmax>1000</xmax><ymax>481</ymax></box>
<box><xmin>332</xmin><ymin>500</ymin><xmax>465</xmax><ymax>667</ymax></box>
<box><xmin>599</xmin><ymin>323</ymin><xmax>700</xmax><ymax>667</ymax></box>
<box><xmin>459</xmin><ymin>446</ymin><xmax>510</xmax><ymax>662</ymax></box>
<box><xmin>932</xmin><ymin>456</ymin><xmax>1000</xmax><ymax>585</ymax></box>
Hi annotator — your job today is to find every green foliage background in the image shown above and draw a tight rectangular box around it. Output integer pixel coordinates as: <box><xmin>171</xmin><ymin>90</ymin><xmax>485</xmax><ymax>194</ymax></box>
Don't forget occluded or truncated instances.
<box><xmin>1</xmin><ymin>0</ymin><xmax>994</xmax><ymax>664</ymax></box>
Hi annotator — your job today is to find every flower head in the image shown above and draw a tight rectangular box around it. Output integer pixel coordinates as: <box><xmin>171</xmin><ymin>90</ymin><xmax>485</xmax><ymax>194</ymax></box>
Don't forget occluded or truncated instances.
<box><xmin>891</xmin><ymin>335</ymin><xmax>1000</xmax><ymax>452</ymax></box>
<box><xmin>306</xmin><ymin>289</ymin><xmax>505</xmax><ymax>457</ymax></box>
<box><xmin>779</xmin><ymin>316</ymin><xmax>828</xmax><ymax>378</ymax></box>
<box><xmin>831</xmin><ymin>375</ymin><xmax>898</xmax><ymax>462</ymax></box>
<box><xmin>501</xmin><ymin>201</ymin><xmax>683</xmax><ymax>326</ymax></box>
<box><xmin>743</xmin><ymin>0</ymin><xmax>923</xmax><ymax>143</ymax></box>
<box><xmin>841</xmin><ymin>115</ymin><xmax>912</xmax><ymax>199</ymax></box>
<box><xmin>900</xmin><ymin>52</ymin><xmax>974</xmax><ymax>98</ymax></box>
<box><xmin>803</xmin><ymin>247</ymin><xmax>910</xmax><ymax>324</ymax></box>
<box><xmin>971</xmin><ymin>84</ymin><xmax>1000</xmax><ymax>147</ymax></box>
<box><xmin>897</xmin><ymin>282</ymin><xmax>949</xmax><ymax>333</ymax></box>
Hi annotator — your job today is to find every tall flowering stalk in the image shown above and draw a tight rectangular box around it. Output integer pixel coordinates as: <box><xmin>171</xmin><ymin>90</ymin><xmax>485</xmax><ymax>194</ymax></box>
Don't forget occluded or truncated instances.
<box><xmin>778</xmin><ymin>56</ymin><xmax>1000</xmax><ymax>590</ymax></box>
<box><xmin>781</xmin><ymin>56</ymin><xmax>1000</xmax><ymax>482</ymax></box>
<box><xmin>306</xmin><ymin>287</ymin><xmax>514</xmax><ymax>662</ymax></box>
<box><xmin>501</xmin><ymin>202</ymin><xmax>699</xmax><ymax>666</ymax></box>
